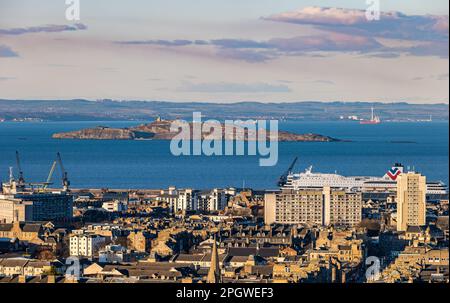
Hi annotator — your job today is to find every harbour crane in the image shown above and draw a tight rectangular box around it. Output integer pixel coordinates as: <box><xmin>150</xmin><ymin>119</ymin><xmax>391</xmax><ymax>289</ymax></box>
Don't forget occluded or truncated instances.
<box><xmin>43</xmin><ymin>160</ymin><xmax>57</xmax><ymax>190</ymax></box>
<box><xmin>27</xmin><ymin>159</ymin><xmax>58</xmax><ymax>192</ymax></box>
<box><xmin>15</xmin><ymin>151</ymin><xmax>26</xmax><ymax>188</ymax></box>
<box><xmin>7</xmin><ymin>152</ymin><xmax>71</xmax><ymax>192</ymax></box>
<box><xmin>277</xmin><ymin>157</ymin><xmax>298</xmax><ymax>187</ymax></box>
<box><xmin>57</xmin><ymin>152</ymin><xmax>70</xmax><ymax>191</ymax></box>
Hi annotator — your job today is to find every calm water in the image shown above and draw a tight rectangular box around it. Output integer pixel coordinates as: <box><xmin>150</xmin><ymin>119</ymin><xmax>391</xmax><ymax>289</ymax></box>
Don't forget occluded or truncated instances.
<box><xmin>0</xmin><ymin>121</ymin><xmax>448</xmax><ymax>189</ymax></box>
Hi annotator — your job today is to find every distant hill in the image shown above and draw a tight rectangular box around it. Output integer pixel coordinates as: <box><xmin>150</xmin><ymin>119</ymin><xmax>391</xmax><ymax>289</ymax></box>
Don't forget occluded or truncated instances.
<box><xmin>0</xmin><ymin>99</ymin><xmax>448</xmax><ymax>122</ymax></box>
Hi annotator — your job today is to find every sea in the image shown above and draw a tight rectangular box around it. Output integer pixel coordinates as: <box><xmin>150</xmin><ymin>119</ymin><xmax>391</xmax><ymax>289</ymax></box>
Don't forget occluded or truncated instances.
<box><xmin>0</xmin><ymin>121</ymin><xmax>448</xmax><ymax>190</ymax></box>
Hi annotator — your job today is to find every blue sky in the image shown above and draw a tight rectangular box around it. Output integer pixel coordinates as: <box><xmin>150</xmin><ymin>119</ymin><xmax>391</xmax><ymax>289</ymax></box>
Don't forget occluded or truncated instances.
<box><xmin>0</xmin><ymin>0</ymin><xmax>448</xmax><ymax>102</ymax></box>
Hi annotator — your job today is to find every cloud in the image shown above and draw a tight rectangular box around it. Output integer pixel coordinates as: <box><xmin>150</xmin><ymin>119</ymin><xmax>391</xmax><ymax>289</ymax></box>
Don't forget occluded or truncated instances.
<box><xmin>265</xmin><ymin>6</ymin><xmax>369</xmax><ymax>26</ymax></box>
<box><xmin>115</xmin><ymin>7</ymin><xmax>448</xmax><ymax>62</ymax></box>
<box><xmin>0</xmin><ymin>23</ymin><xmax>87</xmax><ymax>35</ymax></box>
<box><xmin>210</xmin><ymin>39</ymin><xmax>272</xmax><ymax>49</ymax></box>
<box><xmin>117</xmin><ymin>33</ymin><xmax>383</xmax><ymax>62</ymax></box>
<box><xmin>366</xmin><ymin>52</ymin><xmax>401</xmax><ymax>59</ymax></box>
<box><xmin>0</xmin><ymin>76</ymin><xmax>15</xmax><ymax>81</ymax></box>
<box><xmin>118</xmin><ymin>39</ymin><xmax>271</xmax><ymax>49</ymax></box>
<box><xmin>264</xmin><ymin>7</ymin><xmax>449</xmax><ymax>42</ymax></box>
<box><xmin>216</xmin><ymin>33</ymin><xmax>384</xmax><ymax>58</ymax></box>
<box><xmin>117</xmin><ymin>39</ymin><xmax>193</xmax><ymax>46</ymax></box>
<box><xmin>215</xmin><ymin>48</ymin><xmax>274</xmax><ymax>63</ymax></box>
<box><xmin>177</xmin><ymin>82</ymin><xmax>291</xmax><ymax>93</ymax></box>
<box><xmin>0</xmin><ymin>45</ymin><xmax>18</xmax><ymax>57</ymax></box>
<box><xmin>432</xmin><ymin>16</ymin><xmax>449</xmax><ymax>33</ymax></box>
<box><xmin>268</xmin><ymin>33</ymin><xmax>382</xmax><ymax>52</ymax></box>
<box><xmin>117</xmin><ymin>38</ymin><xmax>276</xmax><ymax>62</ymax></box>
<box><xmin>210</xmin><ymin>34</ymin><xmax>383</xmax><ymax>53</ymax></box>
<box><xmin>401</xmin><ymin>41</ymin><xmax>449</xmax><ymax>58</ymax></box>
<box><xmin>117</xmin><ymin>35</ymin><xmax>448</xmax><ymax>60</ymax></box>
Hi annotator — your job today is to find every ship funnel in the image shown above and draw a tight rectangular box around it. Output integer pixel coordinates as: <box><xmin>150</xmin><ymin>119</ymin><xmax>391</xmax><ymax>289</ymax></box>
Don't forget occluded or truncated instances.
<box><xmin>393</xmin><ymin>163</ymin><xmax>404</xmax><ymax>174</ymax></box>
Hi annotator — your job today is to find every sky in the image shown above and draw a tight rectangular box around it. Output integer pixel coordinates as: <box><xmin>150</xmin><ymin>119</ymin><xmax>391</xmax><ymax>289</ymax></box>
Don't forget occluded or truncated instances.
<box><xmin>0</xmin><ymin>0</ymin><xmax>448</xmax><ymax>103</ymax></box>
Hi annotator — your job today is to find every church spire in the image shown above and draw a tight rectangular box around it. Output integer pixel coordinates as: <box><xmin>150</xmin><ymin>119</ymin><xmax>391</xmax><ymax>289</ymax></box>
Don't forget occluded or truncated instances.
<box><xmin>207</xmin><ymin>234</ymin><xmax>222</xmax><ymax>283</ymax></box>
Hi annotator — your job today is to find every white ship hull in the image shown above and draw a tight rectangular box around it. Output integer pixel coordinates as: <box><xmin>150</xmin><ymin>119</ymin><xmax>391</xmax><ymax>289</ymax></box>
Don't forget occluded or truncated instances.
<box><xmin>282</xmin><ymin>165</ymin><xmax>448</xmax><ymax>195</ymax></box>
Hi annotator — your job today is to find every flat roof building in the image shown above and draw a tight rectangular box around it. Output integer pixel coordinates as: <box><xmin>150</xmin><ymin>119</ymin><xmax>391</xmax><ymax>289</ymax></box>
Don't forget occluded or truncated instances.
<box><xmin>0</xmin><ymin>192</ymin><xmax>73</xmax><ymax>223</ymax></box>
<box><xmin>397</xmin><ymin>172</ymin><xmax>426</xmax><ymax>232</ymax></box>
<box><xmin>265</xmin><ymin>187</ymin><xmax>362</xmax><ymax>227</ymax></box>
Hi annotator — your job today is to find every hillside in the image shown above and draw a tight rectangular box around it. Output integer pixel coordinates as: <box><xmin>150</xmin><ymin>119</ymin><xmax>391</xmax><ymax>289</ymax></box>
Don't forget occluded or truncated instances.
<box><xmin>0</xmin><ymin>99</ymin><xmax>448</xmax><ymax>122</ymax></box>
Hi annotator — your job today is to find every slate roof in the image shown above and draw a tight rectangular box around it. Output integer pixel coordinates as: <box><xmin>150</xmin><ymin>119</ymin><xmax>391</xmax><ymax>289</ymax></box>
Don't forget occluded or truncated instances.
<box><xmin>228</xmin><ymin>247</ymin><xmax>279</xmax><ymax>257</ymax></box>
<box><xmin>0</xmin><ymin>224</ymin><xmax>13</xmax><ymax>232</ymax></box>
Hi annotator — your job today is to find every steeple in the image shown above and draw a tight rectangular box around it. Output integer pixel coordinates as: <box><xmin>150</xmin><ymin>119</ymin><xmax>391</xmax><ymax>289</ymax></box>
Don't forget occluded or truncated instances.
<box><xmin>206</xmin><ymin>235</ymin><xmax>222</xmax><ymax>283</ymax></box>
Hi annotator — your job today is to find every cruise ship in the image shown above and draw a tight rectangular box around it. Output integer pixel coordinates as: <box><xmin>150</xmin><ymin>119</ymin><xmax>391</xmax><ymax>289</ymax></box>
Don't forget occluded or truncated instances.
<box><xmin>281</xmin><ymin>163</ymin><xmax>448</xmax><ymax>197</ymax></box>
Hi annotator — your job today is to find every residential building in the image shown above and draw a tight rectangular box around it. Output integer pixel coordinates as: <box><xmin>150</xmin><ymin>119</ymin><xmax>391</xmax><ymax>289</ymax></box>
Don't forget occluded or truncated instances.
<box><xmin>0</xmin><ymin>221</ymin><xmax>44</xmax><ymax>241</ymax></box>
<box><xmin>0</xmin><ymin>192</ymin><xmax>72</xmax><ymax>223</ymax></box>
<box><xmin>265</xmin><ymin>187</ymin><xmax>362</xmax><ymax>226</ymax></box>
<box><xmin>327</xmin><ymin>188</ymin><xmax>362</xmax><ymax>226</ymax></box>
<box><xmin>397</xmin><ymin>172</ymin><xmax>426</xmax><ymax>231</ymax></box>
<box><xmin>174</xmin><ymin>189</ymin><xmax>198</xmax><ymax>212</ymax></box>
<box><xmin>0</xmin><ymin>258</ymin><xmax>64</xmax><ymax>277</ymax></box>
<box><xmin>99</xmin><ymin>245</ymin><xmax>128</xmax><ymax>263</ymax></box>
<box><xmin>69</xmin><ymin>233</ymin><xmax>106</xmax><ymax>257</ymax></box>
<box><xmin>102</xmin><ymin>200</ymin><xmax>127</xmax><ymax>212</ymax></box>
<box><xmin>197</xmin><ymin>189</ymin><xmax>228</xmax><ymax>212</ymax></box>
<box><xmin>0</xmin><ymin>198</ymin><xmax>33</xmax><ymax>223</ymax></box>
<box><xmin>127</xmin><ymin>231</ymin><xmax>153</xmax><ymax>252</ymax></box>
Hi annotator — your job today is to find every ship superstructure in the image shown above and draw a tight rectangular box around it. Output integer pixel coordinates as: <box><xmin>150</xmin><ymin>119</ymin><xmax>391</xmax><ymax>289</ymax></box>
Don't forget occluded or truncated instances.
<box><xmin>282</xmin><ymin>163</ymin><xmax>448</xmax><ymax>197</ymax></box>
<box><xmin>360</xmin><ymin>107</ymin><xmax>381</xmax><ymax>124</ymax></box>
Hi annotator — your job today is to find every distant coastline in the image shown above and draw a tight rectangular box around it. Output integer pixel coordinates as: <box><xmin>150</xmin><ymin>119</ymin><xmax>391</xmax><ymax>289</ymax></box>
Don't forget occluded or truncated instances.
<box><xmin>0</xmin><ymin>99</ymin><xmax>448</xmax><ymax>122</ymax></box>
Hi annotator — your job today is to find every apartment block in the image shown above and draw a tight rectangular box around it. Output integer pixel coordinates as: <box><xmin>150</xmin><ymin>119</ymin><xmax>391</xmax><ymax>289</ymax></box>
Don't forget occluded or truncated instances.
<box><xmin>69</xmin><ymin>233</ymin><xmax>106</xmax><ymax>257</ymax></box>
<box><xmin>0</xmin><ymin>192</ymin><xmax>72</xmax><ymax>223</ymax></box>
<box><xmin>397</xmin><ymin>172</ymin><xmax>426</xmax><ymax>231</ymax></box>
<box><xmin>158</xmin><ymin>187</ymin><xmax>229</xmax><ymax>213</ymax></box>
<box><xmin>264</xmin><ymin>187</ymin><xmax>362</xmax><ymax>226</ymax></box>
<box><xmin>197</xmin><ymin>189</ymin><xmax>228</xmax><ymax>212</ymax></box>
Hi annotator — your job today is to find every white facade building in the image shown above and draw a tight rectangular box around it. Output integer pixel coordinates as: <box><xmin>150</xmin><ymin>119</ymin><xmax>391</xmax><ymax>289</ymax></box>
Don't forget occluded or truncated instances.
<box><xmin>174</xmin><ymin>189</ymin><xmax>198</xmax><ymax>212</ymax></box>
<box><xmin>157</xmin><ymin>187</ymin><xmax>235</xmax><ymax>213</ymax></box>
<box><xmin>69</xmin><ymin>234</ymin><xmax>106</xmax><ymax>257</ymax></box>
<box><xmin>198</xmin><ymin>189</ymin><xmax>228</xmax><ymax>212</ymax></box>
<box><xmin>102</xmin><ymin>200</ymin><xmax>127</xmax><ymax>212</ymax></box>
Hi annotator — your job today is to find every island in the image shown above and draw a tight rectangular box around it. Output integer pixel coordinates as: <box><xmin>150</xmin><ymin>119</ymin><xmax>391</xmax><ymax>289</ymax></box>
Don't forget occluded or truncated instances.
<box><xmin>52</xmin><ymin>119</ymin><xmax>341</xmax><ymax>142</ymax></box>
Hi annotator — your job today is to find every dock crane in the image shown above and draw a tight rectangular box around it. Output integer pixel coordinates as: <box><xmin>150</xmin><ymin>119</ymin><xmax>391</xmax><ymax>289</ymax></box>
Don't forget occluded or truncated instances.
<box><xmin>277</xmin><ymin>157</ymin><xmax>298</xmax><ymax>187</ymax></box>
<box><xmin>57</xmin><ymin>152</ymin><xmax>70</xmax><ymax>191</ymax></box>
<box><xmin>56</xmin><ymin>152</ymin><xmax>70</xmax><ymax>191</ymax></box>
<box><xmin>31</xmin><ymin>160</ymin><xmax>58</xmax><ymax>192</ymax></box>
<box><xmin>7</xmin><ymin>152</ymin><xmax>71</xmax><ymax>192</ymax></box>
<box><xmin>15</xmin><ymin>151</ymin><xmax>26</xmax><ymax>189</ymax></box>
<box><xmin>42</xmin><ymin>160</ymin><xmax>57</xmax><ymax>190</ymax></box>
